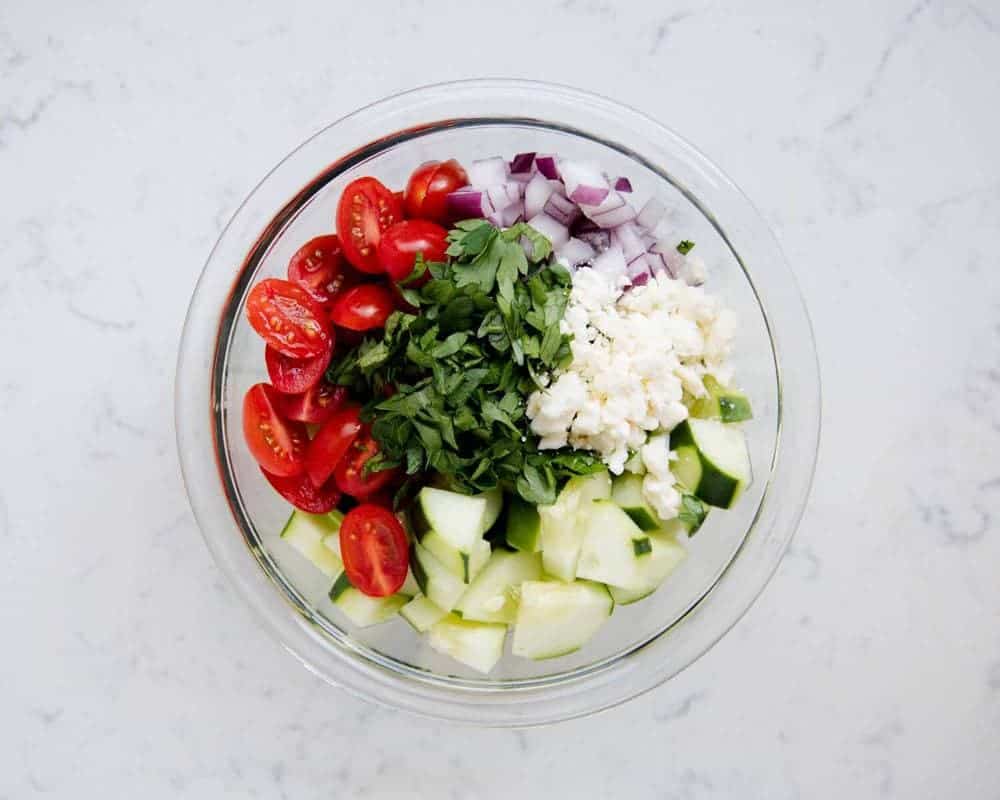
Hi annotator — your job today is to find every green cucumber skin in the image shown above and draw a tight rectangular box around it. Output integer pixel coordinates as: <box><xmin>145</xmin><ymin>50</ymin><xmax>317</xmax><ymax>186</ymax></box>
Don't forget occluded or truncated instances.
<box><xmin>669</xmin><ymin>421</ymin><xmax>742</xmax><ymax>509</ymax></box>
<box><xmin>718</xmin><ymin>395</ymin><xmax>752</xmax><ymax>423</ymax></box>
<box><xmin>632</xmin><ymin>538</ymin><xmax>652</xmax><ymax>556</ymax></box>
<box><xmin>328</xmin><ymin>572</ymin><xmax>353</xmax><ymax>602</ymax></box>
<box><xmin>505</xmin><ymin>496</ymin><xmax>542</xmax><ymax>552</ymax></box>
<box><xmin>410</xmin><ymin>544</ymin><xmax>429</xmax><ymax>594</ymax></box>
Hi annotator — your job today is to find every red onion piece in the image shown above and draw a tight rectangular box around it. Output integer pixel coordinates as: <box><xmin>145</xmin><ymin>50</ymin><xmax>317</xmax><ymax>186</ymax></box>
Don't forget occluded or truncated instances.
<box><xmin>468</xmin><ymin>157</ymin><xmax>509</xmax><ymax>188</ymax></box>
<box><xmin>636</xmin><ymin>197</ymin><xmax>666</xmax><ymax>231</ymax></box>
<box><xmin>614</xmin><ymin>177</ymin><xmax>633</xmax><ymax>192</ymax></box>
<box><xmin>534</xmin><ymin>154</ymin><xmax>559</xmax><ymax>179</ymax></box>
<box><xmin>582</xmin><ymin>192</ymin><xmax>637</xmax><ymax>228</ymax></box>
<box><xmin>576</xmin><ymin>229</ymin><xmax>611</xmax><ymax>251</ymax></box>
<box><xmin>524</xmin><ymin>173</ymin><xmax>557</xmax><ymax>219</ymax></box>
<box><xmin>526</xmin><ymin>212</ymin><xmax>569</xmax><ymax>249</ymax></box>
<box><xmin>510</xmin><ymin>152</ymin><xmax>536</xmax><ymax>174</ymax></box>
<box><xmin>591</xmin><ymin>246</ymin><xmax>627</xmax><ymax>281</ymax></box>
<box><xmin>446</xmin><ymin>188</ymin><xmax>488</xmax><ymax>219</ymax></box>
<box><xmin>560</xmin><ymin>159</ymin><xmax>611</xmax><ymax>206</ymax></box>
<box><xmin>611</xmin><ymin>222</ymin><xmax>647</xmax><ymax>264</ymax></box>
<box><xmin>500</xmin><ymin>200</ymin><xmax>524</xmax><ymax>227</ymax></box>
<box><xmin>556</xmin><ymin>237</ymin><xmax>596</xmax><ymax>267</ymax></box>
<box><xmin>486</xmin><ymin>182</ymin><xmax>522</xmax><ymax>211</ymax></box>
<box><xmin>629</xmin><ymin>270</ymin><xmax>651</xmax><ymax>287</ymax></box>
<box><xmin>543</xmin><ymin>192</ymin><xmax>580</xmax><ymax>226</ymax></box>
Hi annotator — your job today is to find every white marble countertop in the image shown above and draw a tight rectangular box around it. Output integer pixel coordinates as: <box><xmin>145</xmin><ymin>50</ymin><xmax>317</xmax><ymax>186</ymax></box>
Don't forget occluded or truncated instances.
<box><xmin>2</xmin><ymin>0</ymin><xmax>998</xmax><ymax>796</ymax></box>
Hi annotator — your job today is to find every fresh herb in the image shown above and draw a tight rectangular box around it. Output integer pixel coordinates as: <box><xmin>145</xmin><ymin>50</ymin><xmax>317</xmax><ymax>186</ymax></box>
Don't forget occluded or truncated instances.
<box><xmin>677</xmin><ymin>240</ymin><xmax>695</xmax><ymax>255</ymax></box>
<box><xmin>326</xmin><ymin>219</ymin><xmax>599</xmax><ymax>505</ymax></box>
<box><xmin>678</xmin><ymin>493</ymin><xmax>708</xmax><ymax>534</ymax></box>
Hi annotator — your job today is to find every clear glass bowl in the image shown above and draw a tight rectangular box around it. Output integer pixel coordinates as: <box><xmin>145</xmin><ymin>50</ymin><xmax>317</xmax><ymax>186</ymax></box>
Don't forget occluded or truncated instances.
<box><xmin>175</xmin><ymin>79</ymin><xmax>820</xmax><ymax>726</ymax></box>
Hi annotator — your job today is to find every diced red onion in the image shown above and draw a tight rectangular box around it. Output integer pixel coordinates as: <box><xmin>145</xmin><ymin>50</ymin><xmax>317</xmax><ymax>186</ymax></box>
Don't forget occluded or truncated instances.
<box><xmin>509</xmin><ymin>172</ymin><xmax>533</xmax><ymax>184</ymax></box>
<box><xmin>590</xmin><ymin>245</ymin><xmax>627</xmax><ymax>280</ymax></box>
<box><xmin>648</xmin><ymin>240</ymin><xmax>685</xmax><ymax>279</ymax></box>
<box><xmin>543</xmin><ymin>192</ymin><xmax>580</xmax><ymax>226</ymax></box>
<box><xmin>510</xmin><ymin>152</ymin><xmax>536</xmax><ymax>174</ymax></box>
<box><xmin>571</xmin><ymin>216</ymin><xmax>600</xmax><ymax>236</ymax></box>
<box><xmin>534</xmin><ymin>154</ymin><xmax>559</xmax><ymax>179</ymax></box>
<box><xmin>560</xmin><ymin>159</ymin><xmax>610</xmax><ymax>205</ymax></box>
<box><xmin>556</xmin><ymin>237</ymin><xmax>596</xmax><ymax>267</ymax></box>
<box><xmin>468</xmin><ymin>157</ymin><xmax>509</xmax><ymax>188</ymax></box>
<box><xmin>446</xmin><ymin>188</ymin><xmax>489</xmax><ymax>219</ymax></box>
<box><xmin>626</xmin><ymin>254</ymin><xmax>653</xmax><ymax>279</ymax></box>
<box><xmin>611</xmin><ymin>222</ymin><xmax>647</xmax><ymax>264</ymax></box>
<box><xmin>636</xmin><ymin>197</ymin><xmax>667</xmax><ymax>231</ymax></box>
<box><xmin>614</xmin><ymin>176</ymin><xmax>633</xmax><ymax>192</ymax></box>
<box><xmin>524</xmin><ymin>173</ymin><xmax>557</xmax><ymax>219</ymax></box>
<box><xmin>500</xmin><ymin>200</ymin><xmax>524</xmax><ymax>228</ymax></box>
<box><xmin>487</xmin><ymin>182</ymin><xmax>522</xmax><ymax>211</ymax></box>
<box><xmin>641</xmin><ymin>231</ymin><xmax>656</xmax><ymax>249</ymax></box>
<box><xmin>526</xmin><ymin>212</ymin><xmax>569</xmax><ymax>249</ymax></box>
<box><xmin>582</xmin><ymin>191</ymin><xmax>637</xmax><ymax>228</ymax></box>
<box><xmin>629</xmin><ymin>270</ymin><xmax>651</xmax><ymax>287</ymax></box>
<box><xmin>576</xmin><ymin>229</ymin><xmax>611</xmax><ymax>251</ymax></box>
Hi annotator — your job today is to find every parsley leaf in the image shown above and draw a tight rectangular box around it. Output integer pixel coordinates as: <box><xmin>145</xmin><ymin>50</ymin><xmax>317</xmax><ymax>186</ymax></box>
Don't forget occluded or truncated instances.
<box><xmin>677</xmin><ymin>240</ymin><xmax>695</xmax><ymax>255</ymax></box>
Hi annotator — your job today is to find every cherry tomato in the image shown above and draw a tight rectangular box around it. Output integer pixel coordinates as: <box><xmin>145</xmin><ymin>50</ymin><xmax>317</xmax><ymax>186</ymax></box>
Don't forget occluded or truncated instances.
<box><xmin>329</xmin><ymin>284</ymin><xmax>395</xmax><ymax>331</ymax></box>
<box><xmin>334</xmin><ymin>426</ymin><xmax>401</xmax><ymax>498</ymax></box>
<box><xmin>339</xmin><ymin>504</ymin><xmax>409</xmax><ymax>597</ymax></box>
<box><xmin>335</xmin><ymin>177</ymin><xmax>403</xmax><ymax>274</ymax></box>
<box><xmin>377</xmin><ymin>220</ymin><xmax>449</xmax><ymax>282</ymax></box>
<box><xmin>261</xmin><ymin>468</ymin><xmax>341</xmax><ymax>514</ymax></box>
<box><xmin>404</xmin><ymin>159</ymin><xmax>468</xmax><ymax>224</ymax></box>
<box><xmin>264</xmin><ymin>336</ymin><xmax>332</xmax><ymax>394</ymax></box>
<box><xmin>287</xmin><ymin>235</ymin><xmax>360</xmax><ymax>305</ymax></box>
<box><xmin>304</xmin><ymin>405</ymin><xmax>362</xmax><ymax>487</ymax></box>
<box><xmin>276</xmin><ymin>379</ymin><xmax>348</xmax><ymax>424</ymax></box>
<box><xmin>245</xmin><ymin>278</ymin><xmax>331</xmax><ymax>359</ymax></box>
<box><xmin>243</xmin><ymin>383</ymin><xmax>309</xmax><ymax>476</ymax></box>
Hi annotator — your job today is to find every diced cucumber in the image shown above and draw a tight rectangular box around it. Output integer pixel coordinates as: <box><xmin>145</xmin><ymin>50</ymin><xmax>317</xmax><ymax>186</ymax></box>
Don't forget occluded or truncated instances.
<box><xmin>427</xmin><ymin>614</ymin><xmax>508</xmax><ymax>674</ymax></box>
<box><xmin>505</xmin><ymin>495</ymin><xmax>542</xmax><ymax>552</ymax></box>
<box><xmin>611</xmin><ymin>473</ymin><xmax>662</xmax><ymax>531</ymax></box>
<box><xmin>400</xmin><ymin>568</ymin><xmax>421</xmax><ymax>597</ymax></box>
<box><xmin>607</xmin><ymin>529</ymin><xmax>687</xmax><ymax>604</ymax></box>
<box><xmin>540</xmin><ymin>470</ymin><xmax>612</xmax><ymax>581</ymax></box>
<box><xmin>400</xmin><ymin>593</ymin><xmax>447</xmax><ymax>633</ymax></box>
<box><xmin>575</xmin><ymin>500</ymin><xmax>650</xmax><ymax>590</ymax></box>
<box><xmin>670</xmin><ymin>419</ymin><xmax>751</xmax><ymax>508</ymax></box>
<box><xmin>691</xmin><ymin>375</ymin><xmax>753</xmax><ymax>423</ymax></box>
<box><xmin>411</xmin><ymin>542</ymin><xmax>467</xmax><ymax>612</ymax></box>
<box><xmin>412</xmin><ymin>487</ymin><xmax>500</xmax><ymax>546</ymax></box>
<box><xmin>420</xmin><ymin>530</ymin><xmax>491</xmax><ymax>583</ymax></box>
<box><xmin>328</xmin><ymin>573</ymin><xmax>408</xmax><ymax>627</ymax></box>
<box><xmin>455</xmin><ymin>550</ymin><xmax>543</xmax><ymax>624</ymax></box>
<box><xmin>280</xmin><ymin>511</ymin><xmax>345</xmax><ymax>577</ymax></box>
<box><xmin>478</xmin><ymin>488</ymin><xmax>504</xmax><ymax>536</ymax></box>
<box><xmin>512</xmin><ymin>580</ymin><xmax>613</xmax><ymax>659</ymax></box>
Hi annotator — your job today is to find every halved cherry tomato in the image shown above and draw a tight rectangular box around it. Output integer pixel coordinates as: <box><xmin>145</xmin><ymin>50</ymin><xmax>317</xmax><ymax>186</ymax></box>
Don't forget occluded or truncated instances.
<box><xmin>261</xmin><ymin>468</ymin><xmax>341</xmax><ymax>513</ymax></box>
<box><xmin>334</xmin><ymin>426</ymin><xmax>401</xmax><ymax>498</ymax></box>
<box><xmin>265</xmin><ymin>336</ymin><xmax>333</xmax><ymax>394</ymax></box>
<box><xmin>404</xmin><ymin>159</ymin><xmax>468</xmax><ymax>224</ymax></box>
<box><xmin>277</xmin><ymin>378</ymin><xmax>348</xmax><ymax>424</ymax></box>
<box><xmin>304</xmin><ymin>404</ymin><xmax>362</xmax><ymax>487</ymax></box>
<box><xmin>335</xmin><ymin>177</ymin><xmax>404</xmax><ymax>274</ymax></box>
<box><xmin>377</xmin><ymin>220</ymin><xmax>449</xmax><ymax>283</ymax></box>
<box><xmin>245</xmin><ymin>278</ymin><xmax>331</xmax><ymax>359</ymax></box>
<box><xmin>287</xmin><ymin>235</ymin><xmax>360</xmax><ymax>305</ymax></box>
<box><xmin>339</xmin><ymin>504</ymin><xmax>409</xmax><ymax>596</ymax></box>
<box><xmin>243</xmin><ymin>383</ymin><xmax>309</xmax><ymax>476</ymax></box>
<box><xmin>329</xmin><ymin>284</ymin><xmax>395</xmax><ymax>331</ymax></box>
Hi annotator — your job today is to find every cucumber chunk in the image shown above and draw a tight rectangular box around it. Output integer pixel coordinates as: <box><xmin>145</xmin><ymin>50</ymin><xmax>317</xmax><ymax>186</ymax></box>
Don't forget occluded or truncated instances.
<box><xmin>413</xmin><ymin>487</ymin><xmax>500</xmax><ymax>546</ymax></box>
<box><xmin>575</xmin><ymin>500</ymin><xmax>650</xmax><ymax>590</ymax></box>
<box><xmin>539</xmin><ymin>470</ymin><xmax>612</xmax><ymax>581</ymax></box>
<box><xmin>280</xmin><ymin>511</ymin><xmax>345</xmax><ymax>578</ymax></box>
<box><xmin>611</xmin><ymin>473</ymin><xmax>662</xmax><ymax>531</ymax></box>
<box><xmin>691</xmin><ymin>375</ymin><xmax>753</xmax><ymax>423</ymax></box>
<box><xmin>420</xmin><ymin>531</ymin><xmax>491</xmax><ymax>583</ymax></box>
<box><xmin>411</xmin><ymin>542</ymin><xmax>467</xmax><ymax>612</ymax></box>
<box><xmin>505</xmin><ymin>496</ymin><xmax>542</xmax><ymax>552</ymax></box>
<box><xmin>512</xmin><ymin>580</ymin><xmax>613</xmax><ymax>660</ymax></box>
<box><xmin>607</xmin><ymin>530</ymin><xmax>687</xmax><ymax>605</ymax></box>
<box><xmin>400</xmin><ymin>594</ymin><xmax>448</xmax><ymax>632</ymax></box>
<box><xmin>670</xmin><ymin>419</ymin><xmax>751</xmax><ymax>508</ymax></box>
<box><xmin>328</xmin><ymin>573</ymin><xmax>408</xmax><ymax>627</ymax></box>
<box><xmin>428</xmin><ymin>615</ymin><xmax>507</xmax><ymax>674</ymax></box>
<box><xmin>455</xmin><ymin>550</ymin><xmax>543</xmax><ymax>624</ymax></box>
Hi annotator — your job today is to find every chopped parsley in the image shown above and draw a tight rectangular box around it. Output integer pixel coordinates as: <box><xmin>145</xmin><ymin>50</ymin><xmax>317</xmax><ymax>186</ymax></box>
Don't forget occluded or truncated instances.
<box><xmin>677</xmin><ymin>240</ymin><xmax>695</xmax><ymax>255</ymax></box>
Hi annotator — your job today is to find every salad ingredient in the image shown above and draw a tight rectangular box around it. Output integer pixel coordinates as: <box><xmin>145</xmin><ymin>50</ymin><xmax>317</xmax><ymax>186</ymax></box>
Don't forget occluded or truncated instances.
<box><xmin>511</xmin><ymin>580</ymin><xmax>613</xmax><ymax>659</ymax></box>
<box><xmin>243</xmin><ymin>383</ymin><xmax>309</xmax><ymax>476</ymax></box>
<box><xmin>454</xmin><ymin>550</ymin><xmax>543</xmax><ymax>624</ymax></box>
<box><xmin>606</xmin><ymin>530</ymin><xmax>687</xmax><ymax>605</ymax></box>
<box><xmin>287</xmin><ymin>234</ymin><xmax>356</xmax><ymax>305</ymax></box>
<box><xmin>245</xmin><ymin>279</ymin><xmax>332</xmax><ymax>359</ymax></box>
<box><xmin>265</xmin><ymin>338</ymin><xmax>333</xmax><ymax>394</ymax></box>
<box><xmin>404</xmin><ymin>159</ymin><xmax>469</xmax><ymax>223</ymax></box>
<box><xmin>575</xmin><ymin>500</ymin><xmax>651</xmax><ymax>590</ymax></box>
<box><xmin>638</xmin><ymin>434</ymin><xmax>683</xmax><ymax>522</ymax></box>
<box><xmin>611</xmin><ymin>473</ymin><xmax>662</xmax><ymax>531</ymax></box>
<box><xmin>304</xmin><ymin>405</ymin><xmax>362</xmax><ymax>487</ymax></box>
<box><xmin>690</xmin><ymin>375</ymin><xmax>753</xmax><ymax>423</ymax></box>
<box><xmin>559</xmin><ymin>160</ymin><xmax>610</xmax><ymax>205</ymax></box>
<box><xmin>339</xmin><ymin>503</ymin><xmax>409</xmax><ymax>597</ymax></box>
<box><xmin>377</xmin><ymin>220</ymin><xmax>449</xmax><ymax>282</ymax></box>
<box><xmin>264</xmin><ymin>469</ymin><xmax>341</xmax><ymax>514</ymax></box>
<box><xmin>421</xmin><ymin>533</ymin><xmax>490</xmax><ymax>583</ymax></box>
<box><xmin>670</xmin><ymin>418</ymin><xmax>751</xmax><ymax>509</ymax></box>
<box><xmin>412</xmin><ymin>487</ymin><xmax>500</xmax><ymax>582</ymax></box>
<box><xmin>329</xmin><ymin>284</ymin><xmax>395</xmax><ymax>331</ymax></box>
<box><xmin>427</xmin><ymin>615</ymin><xmax>507</xmax><ymax>674</ymax></box>
<box><xmin>504</xmin><ymin>495</ymin><xmax>542</xmax><ymax>552</ymax></box>
<box><xmin>538</xmin><ymin>471</ymin><xmax>612</xmax><ymax>581</ymax></box>
<box><xmin>400</xmin><ymin>594</ymin><xmax>448</xmax><ymax>633</ymax></box>
<box><xmin>411</xmin><ymin>541</ymin><xmax>468</xmax><ymax>611</ymax></box>
<box><xmin>279</xmin><ymin>510</ymin><xmax>345</xmax><ymax>576</ymax></box>
<box><xmin>333</xmin><ymin>426</ymin><xmax>399</xmax><ymax>498</ymax></box>
<box><xmin>276</xmin><ymin>378</ymin><xmax>348</xmax><ymax>424</ymax></box>
<box><xmin>329</xmin><ymin>572</ymin><xmax>409</xmax><ymax>625</ymax></box>
<box><xmin>336</xmin><ymin>177</ymin><xmax>404</xmax><ymax>273</ymax></box>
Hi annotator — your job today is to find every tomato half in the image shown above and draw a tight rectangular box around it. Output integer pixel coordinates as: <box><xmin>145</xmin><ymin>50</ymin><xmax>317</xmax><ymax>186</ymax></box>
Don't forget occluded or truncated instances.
<box><xmin>245</xmin><ymin>278</ymin><xmax>331</xmax><ymax>359</ymax></box>
<box><xmin>404</xmin><ymin>159</ymin><xmax>468</xmax><ymax>224</ymax></box>
<box><xmin>335</xmin><ymin>177</ymin><xmax>403</xmax><ymax>274</ymax></box>
<box><xmin>329</xmin><ymin>284</ymin><xmax>395</xmax><ymax>331</ymax></box>
<box><xmin>377</xmin><ymin>220</ymin><xmax>449</xmax><ymax>282</ymax></box>
<box><xmin>304</xmin><ymin>404</ymin><xmax>362</xmax><ymax>487</ymax></box>
<box><xmin>243</xmin><ymin>383</ymin><xmax>309</xmax><ymax>476</ymax></box>
<box><xmin>334</xmin><ymin>426</ymin><xmax>401</xmax><ymax>498</ymax></box>
<box><xmin>287</xmin><ymin>235</ymin><xmax>359</xmax><ymax>305</ymax></box>
<box><xmin>276</xmin><ymin>378</ymin><xmax>348</xmax><ymax>424</ymax></box>
<box><xmin>339</xmin><ymin>504</ymin><xmax>409</xmax><ymax>597</ymax></box>
<box><xmin>265</xmin><ymin>336</ymin><xmax>332</xmax><ymax>394</ymax></box>
<box><xmin>261</xmin><ymin>468</ymin><xmax>341</xmax><ymax>514</ymax></box>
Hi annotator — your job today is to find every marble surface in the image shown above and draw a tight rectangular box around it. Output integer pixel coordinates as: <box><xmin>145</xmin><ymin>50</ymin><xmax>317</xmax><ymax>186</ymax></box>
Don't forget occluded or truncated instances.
<box><xmin>2</xmin><ymin>0</ymin><xmax>998</xmax><ymax>796</ymax></box>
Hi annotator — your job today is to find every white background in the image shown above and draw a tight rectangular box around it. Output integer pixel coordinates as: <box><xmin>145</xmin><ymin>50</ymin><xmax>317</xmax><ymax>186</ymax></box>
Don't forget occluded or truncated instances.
<box><xmin>2</xmin><ymin>0</ymin><xmax>998</xmax><ymax>797</ymax></box>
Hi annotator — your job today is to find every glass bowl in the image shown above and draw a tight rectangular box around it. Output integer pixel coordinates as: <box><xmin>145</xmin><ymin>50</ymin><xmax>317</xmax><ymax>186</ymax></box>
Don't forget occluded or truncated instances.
<box><xmin>176</xmin><ymin>79</ymin><xmax>820</xmax><ymax>726</ymax></box>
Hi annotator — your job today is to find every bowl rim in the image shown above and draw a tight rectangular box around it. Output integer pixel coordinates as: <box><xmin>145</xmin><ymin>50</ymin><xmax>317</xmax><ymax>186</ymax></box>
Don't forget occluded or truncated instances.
<box><xmin>175</xmin><ymin>78</ymin><xmax>821</xmax><ymax>726</ymax></box>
